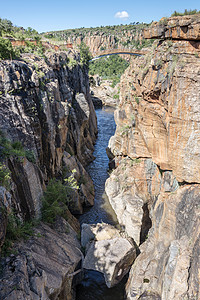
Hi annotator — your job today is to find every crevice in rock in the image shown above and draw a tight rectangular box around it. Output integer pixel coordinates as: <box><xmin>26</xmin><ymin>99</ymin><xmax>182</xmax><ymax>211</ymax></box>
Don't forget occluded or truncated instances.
<box><xmin>139</xmin><ymin>203</ymin><xmax>152</xmax><ymax>245</ymax></box>
<box><xmin>178</xmin><ymin>180</ymin><xmax>200</xmax><ymax>186</ymax></box>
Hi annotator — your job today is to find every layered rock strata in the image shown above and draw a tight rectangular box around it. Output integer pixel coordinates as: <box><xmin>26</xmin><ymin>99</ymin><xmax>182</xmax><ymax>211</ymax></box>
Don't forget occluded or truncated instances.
<box><xmin>105</xmin><ymin>16</ymin><xmax>200</xmax><ymax>300</ymax></box>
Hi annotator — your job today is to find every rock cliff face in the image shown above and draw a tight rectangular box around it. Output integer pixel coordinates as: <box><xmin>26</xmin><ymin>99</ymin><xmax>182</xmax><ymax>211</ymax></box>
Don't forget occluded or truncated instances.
<box><xmin>0</xmin><ymin>51</ymin><xmax>97</xmax><ymax>299</ymax></box>
<box><xmin>47</xmin><ymin>24</ymin><xmax>151</xmax><ymax>56</ymax></box>
<box><xmin>105</xmin><ymin>15</ymin><xmax>200</xmax><ymax>299</ymax></box>
<box><xmin>90</xmin><ymin>76</ymin><xmax>120</xmax><ymax>108</ymax></box>
<box><xmin>0</xmin><ymin>219</ymin><xmax>82</xmax><ymax>300</ymax></box>
<box><xmin>143</xmin><ymin>13</ymin><xmax>200</xmax><ymax>40</ymax></box>
<box><xmin>0</xmin><ymin>51</ymin><xmax>97</xmax><ymax>217</ymax></box>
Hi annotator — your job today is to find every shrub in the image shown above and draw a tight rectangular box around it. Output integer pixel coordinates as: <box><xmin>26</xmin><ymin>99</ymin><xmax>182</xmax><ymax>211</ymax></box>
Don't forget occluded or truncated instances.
<box><xmin>113</xmin><ymin>94</ymin><xmax>119</xmax><ymax>100</ymax></box>
<box><xmin>42</xmin><ymin>171</ymin><xmax>78</xmax><ymax>223</ymax></box>
<box><xmin>78</xmin><ymin>42</ymin><xmax>92</xmax><ymax>67</ymax></box>
<box><xmin>0</xmin><ymin>38</ymin><xmax>16</xmax><ymax>60</ymax></box>
<box><xmin>135</xmin><ymin>97</ymin><xmax>140</xmax><ymax>104</ymax></box>
<box><xmin>89</xmin><ymin>55</ymin><xmax>129</xmax><ymax>87</ymax></box>
<box><xmin>68</xmin><ymin>57</ymin><xmax>78</xmax><ymax>68</ymax></box>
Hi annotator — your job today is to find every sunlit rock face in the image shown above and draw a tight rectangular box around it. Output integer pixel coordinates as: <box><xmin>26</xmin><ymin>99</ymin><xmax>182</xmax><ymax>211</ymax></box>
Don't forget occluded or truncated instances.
<box><xmin>81</xmin><ymin>223</ymin><xmax>136</xmax><ymax>288</ymax></box>
<box><xmin>105</xmin><ymin>15</ymin><xmax>200</xmax><ymax>300</ymax></box>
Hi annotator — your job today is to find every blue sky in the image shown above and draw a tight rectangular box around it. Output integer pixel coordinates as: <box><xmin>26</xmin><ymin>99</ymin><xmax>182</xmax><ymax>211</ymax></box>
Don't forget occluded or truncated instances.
<box><xmin>1</xmin><ymin>0</ymin><xmax>200</xmax><ymax>33</ymax></box>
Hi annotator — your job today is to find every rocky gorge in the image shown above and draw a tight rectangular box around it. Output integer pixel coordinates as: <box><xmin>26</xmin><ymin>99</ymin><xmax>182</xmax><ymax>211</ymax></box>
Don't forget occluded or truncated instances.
<box><xmin>0</xmin><ymin>12</ymin><xmax>199</xmax><ymax>300</ymax></box>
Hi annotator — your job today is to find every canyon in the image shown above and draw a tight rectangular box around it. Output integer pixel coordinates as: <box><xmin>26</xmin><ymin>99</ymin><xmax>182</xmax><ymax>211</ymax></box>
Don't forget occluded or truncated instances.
<box><xmin>105</xmin><ymin>13</ymin><xmax>200</xmax><ymax>299</ymax></box>
<box><xmin>0</xmin><ymin>12</ymin><xmax>199</xmax><ymax>300</ymax></box>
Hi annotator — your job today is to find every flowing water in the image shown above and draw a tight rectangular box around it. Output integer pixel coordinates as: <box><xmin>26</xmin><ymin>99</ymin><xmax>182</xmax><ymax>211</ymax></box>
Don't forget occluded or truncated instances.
<box><xmin>78</xmin><ymin>107</ymin><xmax>118</xmax><ymax>226</ymax></box>
<box><xmin>76</xmin><ymin>107</ymin><xmax>127</xmax><ymax>300</ymax></box>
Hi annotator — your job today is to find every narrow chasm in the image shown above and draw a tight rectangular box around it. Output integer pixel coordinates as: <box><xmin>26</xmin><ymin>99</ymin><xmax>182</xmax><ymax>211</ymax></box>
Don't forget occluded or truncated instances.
<box><xmin>75</xmin><ymin>107</ymin><xmax>128</xmax><ymax>300</ymax></box>
<box><xmin>139</xmin><ymin>203</ymin><xmax>152</xmax><ymax>245</ymax></box>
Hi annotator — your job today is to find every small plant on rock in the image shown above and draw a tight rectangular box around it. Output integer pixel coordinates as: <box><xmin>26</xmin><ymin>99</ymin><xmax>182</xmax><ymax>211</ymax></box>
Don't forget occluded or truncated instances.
<box><xmin>1</xmin><ymin>211</ymin><xmax>34</xmax><ymax>257</ymax></box>
<box><xmin>42</xmin><ymin>170</ymin><xmax>79</xmax><ymax>223</ymax></box>
<box><xmin>0</xmin><ymin>163</ymin><xmax>11</xmax><ymax>189</ymax></box>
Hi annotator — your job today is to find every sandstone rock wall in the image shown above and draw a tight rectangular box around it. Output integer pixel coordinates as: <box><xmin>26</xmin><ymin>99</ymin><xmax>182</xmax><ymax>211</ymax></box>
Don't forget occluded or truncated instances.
<box><xmin>105</xmin><ymin>15</ymin><xmax>200</xmax><ymax>299</ymax></box>
<box><xmin>143</xmin><ymin>13</ymin><xmax>200</xmax><ymax>40</ymax></box>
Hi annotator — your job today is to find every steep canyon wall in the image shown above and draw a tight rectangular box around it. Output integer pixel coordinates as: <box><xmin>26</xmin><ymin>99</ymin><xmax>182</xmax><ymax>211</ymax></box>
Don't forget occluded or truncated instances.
<box><xmin>0</xmin><ymin>51</ymin><xmax>97</xmax><ymax>299</ymax></box>
<box><xmin>105</xmin><ymin>14</ymin><xmax>200</xmax><ymax>300</ymax></box>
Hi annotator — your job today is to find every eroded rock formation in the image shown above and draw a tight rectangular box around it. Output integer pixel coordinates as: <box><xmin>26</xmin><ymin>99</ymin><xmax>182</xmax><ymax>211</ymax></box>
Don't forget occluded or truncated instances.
<box><xmin>81</xmin><ymin>223</ymin><xmax>136</xmax><ymax>288</ymax></box>
<box><xmin>105</xmin><ymin>15</ymin><xmax>200</xmax><ymax>299</ymax></box>
<box><xmin>0</xmin><ymin>51</ymin><xmax>97</xmax><ymax>217</ymax></box>
<box><xmin>0</xmin><ymin>51</ymin><xmax>97</xmax><ymax>299</ymax></box>
<box><xmin>90</xmin><ymin>76</ymin><xmax>120</xmax><ymax>108</ymax></box>
<box><xmin>0</xmin><ymin>219</ymin><xmax>82</xmax><ymax>300</ymax></box>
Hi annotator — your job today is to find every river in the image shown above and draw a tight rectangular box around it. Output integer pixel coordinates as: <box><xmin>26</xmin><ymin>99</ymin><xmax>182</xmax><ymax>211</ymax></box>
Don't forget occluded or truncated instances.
<box><xmin>76</xmin><ymin>107</ymin><xmax>127</xmax><ymax>300</ymax></box>
<box><xmin>78</xmin><ymin>107</ymin><xmax>118</xmax><ymax>226</ymax></box>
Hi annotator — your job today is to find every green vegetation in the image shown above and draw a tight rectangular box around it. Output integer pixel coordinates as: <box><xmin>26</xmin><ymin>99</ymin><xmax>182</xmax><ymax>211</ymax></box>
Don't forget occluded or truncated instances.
<box><xmin>89</xmin><ymin>55</ymin><xmax>129</xmax><ymax>87</ymax></box>
<box><xmin>0</xmin><ymin>17</ymin><xmax>40</xmax><ymax>40</ymax></box>
<box><xmin>0</xmin><ymin>37</ymin><xmax>16</xmax><ymax>60</ymax></box>
<box><xmin>122</xmin><ymin>38</ymin><xmax>155</xmax><ymax>50</ymax></box>
<box><xmin>0</xmin><ymin>163</ymin><xmax>11</xmax><ymax>189</ymax></box>
<box><xmin>78</xmin><ymin>42</ymin><xmax>92</xmax><ymax>67</ymax></box>
<box><xmin>68</xmin><ymin>57</ymin><xmax>78</xmax><ymax>68</ymax></box>
<box><xmin>1</xmin><ymin>211</ymin><xmax>34</xmax><ymax>256</ymax></box>
<box><xmin>44</xmin><ymin>22</ymin><xmax>150</xmax><ymax>42</ymax></box>
<box><xmin>113</xmin><ymin>94</ymin><xmax>119</xmax><ymax>100</ymax></box>
<box><xmin>120</xmin><ymin>124</ymin><xmax>132</xmax><ymax>136</ymax></box>
<box><xmin>171</xmin><ymin>9</ymin><xmax>200</xmax><ymax>17</ymax></box>
<box><xmin>0</xmin><ymin>17</ymin><xmax>45</xmax><ymax>59</ymax></box>
<box><xmin>135</xmin><ymin>96</ymin><xmax>140</xmax><ymax>104</ymax></box>
<box><xmin>42</xmin><ymin>170</ymin><xmax>78</xmax><ymax>223</ymax></box>
<box><xmin>0</xmin><ymin>133</ymin><xmax>36</xmax><ymax>163</ymax></box>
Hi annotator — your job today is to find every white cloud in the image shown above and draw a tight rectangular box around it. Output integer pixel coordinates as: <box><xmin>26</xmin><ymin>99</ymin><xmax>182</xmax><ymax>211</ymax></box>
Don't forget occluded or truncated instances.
<box><xmin>115</xmin><ymin>11</ymin><xmax>129</xmax><ymax>19</ymax></box>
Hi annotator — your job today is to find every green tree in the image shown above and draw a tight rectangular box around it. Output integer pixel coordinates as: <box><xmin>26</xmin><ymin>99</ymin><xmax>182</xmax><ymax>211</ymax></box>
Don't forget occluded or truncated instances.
<box><xmin>0</xmin><ymin>18</ymin><xmax>13</xmax><ymax>36</ymax></box>
<box><xmin>78</xmin><ymin>42</ymin><xmax>92</xmax><ymax>67</ymax></box>
<box><xmin>89</xmin><ymin>54</ymin><xmax>129</xmax><ymax>86</ymax></box>
<box><xmin>0</xmin><ymin>38</ymin><xmax>16</xmax><ymax>60</ymax></box>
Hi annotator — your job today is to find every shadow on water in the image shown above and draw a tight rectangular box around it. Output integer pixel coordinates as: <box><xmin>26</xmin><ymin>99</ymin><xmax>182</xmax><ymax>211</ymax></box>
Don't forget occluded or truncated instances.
<box><xmin>76</xmin><ymin>107</ymin><xmax>128</xmax><ymax>300</ymax></box>
<box><xmin>76</xmin><ymin>270</ymin><xmax>128</xmax><ymax>300</ymax></box>
<box><xmin>78</xmin><ymin>106</ymin><xmax>118</xmax><ymax>226</ymax></box>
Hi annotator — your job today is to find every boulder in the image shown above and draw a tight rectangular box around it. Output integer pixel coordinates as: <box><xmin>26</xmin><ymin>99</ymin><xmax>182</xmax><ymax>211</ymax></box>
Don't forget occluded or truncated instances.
<box><xmin>0</xmin><ymin>220</ymin><xmax>82</xmax><ymax>300</ymax></box>
<box><xmin>81</xmin><ymin>222</ymin><xmax>120</xmax><ymax>248</ymax></box>
<box><xmin>83</xmin><ymin>237</ymin><xmax>136</xmax><ymax>288</ymax></box>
